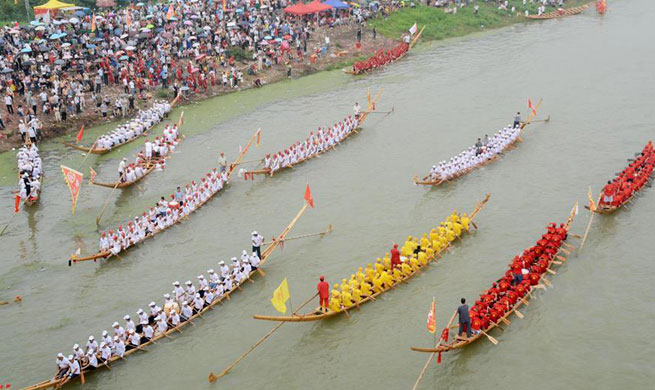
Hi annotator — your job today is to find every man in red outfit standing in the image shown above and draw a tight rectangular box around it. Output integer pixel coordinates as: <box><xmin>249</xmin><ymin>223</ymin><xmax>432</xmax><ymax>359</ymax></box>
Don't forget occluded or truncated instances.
<box><xmin>390</xmin><ymin>244</ymin><xmax>401</xmax><ymax>269</ymax></box>
<box><xmin>317</xmin><ymin>276</ymin><xmax>330</xmax><ymax>313</ymax></box>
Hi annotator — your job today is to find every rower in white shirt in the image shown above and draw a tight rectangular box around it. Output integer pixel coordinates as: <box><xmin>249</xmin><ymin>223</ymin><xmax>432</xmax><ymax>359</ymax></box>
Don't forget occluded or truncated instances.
<box><xmin>86</xmin><ymin>336</ymin><xmax>98</xmax><ymax>353</ymax></box>
<box><xmin>124</xmin><ymin>315</ymin><xmax>136</xmax><ymax>333</ymax></box>
<box><xmin>113</xmin><ymin>336</ymin><xmax>125</xmax><ymax>358</ymax></box>
<box><xmin>180</xmin><ymin>301</ymin><xmax>193</xmax><ymax>322</ymax></box>
<box><xmin>127</xmin><ymin>330</ymin><xmax>141</xmax><ymax>350</ymax></box>
<box><xmin>56</xmin><ymin>353</ymin><xmax>71</xmax><ymax>378</ymax></box>
<box><xmin>155</xmin><ymin>316</ymin><xmax>168</xmax><ymax>335</ymax></box>
<box><xmin>141</xmin><ymin>324</ymin><xmax>155</xmax><ymax>343</ymax></box>
<box><xmin>250</xmin><ymin>251</ymin><xmax>261</xmax><ymax>269</ymax></box>
<box><xmin>99</xmin><ymin>342</ymin><xmax>112</xmax><ymax>363</ymax></box>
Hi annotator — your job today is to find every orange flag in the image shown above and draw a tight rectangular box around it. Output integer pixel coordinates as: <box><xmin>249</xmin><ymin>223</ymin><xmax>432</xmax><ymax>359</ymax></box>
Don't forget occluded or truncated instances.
<box><xmin>256</xmin><ymin>129</ymin><xmax>261</xmax><ymax>147</ymax></box>
<box><xmin>587</xmin><ymin>186</ymin><xmax>596</xmax><ymax>212</ymax></box>
<box><xmin>304</xmin><ymin>184</ymin><xmax>314</xmax><ymax>208</ymax></box>
<box><xmin>126</xmin><ymin>11</ymin><xmax>130</xmax><ymax>26</ymax></box>
<box><xmin>89</xmin><ymin>167</ymin><xmax>97</xmax><ymax>183</ymax></box>
<box><xmin>91</xmin><ymin>13</ymin><xmax>96</xmax><ymax>32</ymax></box>
<box><xmin>426</xmin><ymin>299</ymin><xmax>436</xmax><ymax>334</ymax></box>
<box><xmin>14</xmin><ymin>194</ymin><xmax>20</xmax><ymax>213</ymax></box>
<box><xmin>76</xmin><ymin>124</ymin><xmax>85</xmax><ymax>143</ymax></box>
<box><xmin>61</xmin><ymin>165</ymin><xmax>83</xmax><ymax>214</ymax></box>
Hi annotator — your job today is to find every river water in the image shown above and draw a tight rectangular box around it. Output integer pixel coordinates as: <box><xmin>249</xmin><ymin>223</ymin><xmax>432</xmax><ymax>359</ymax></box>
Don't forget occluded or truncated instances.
<box><xmin>2</xmin><ymin>1</ymin><xmax>654</xmax><ymax>388</ymax></box>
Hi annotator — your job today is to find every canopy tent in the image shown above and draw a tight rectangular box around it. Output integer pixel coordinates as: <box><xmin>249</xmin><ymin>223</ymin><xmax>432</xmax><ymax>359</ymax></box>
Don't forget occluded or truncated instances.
<box><xmin>306</xmin><ymin>0</ymin><xmax>332</xmax><ymax>12</ymax></box>
<box><xmin>323</xmin><ymin>0</ymin><xmax>350</xmax><ymax>9</ymax></box>
<box><xmin>283</xmin><ymin>2</ymin><xmax>314</xmax><ymax>15</ymax></box>
<box><xmin>33</xmin><ymin>0</ymin><xmax>76</xmax><ymax>15</ymax></box>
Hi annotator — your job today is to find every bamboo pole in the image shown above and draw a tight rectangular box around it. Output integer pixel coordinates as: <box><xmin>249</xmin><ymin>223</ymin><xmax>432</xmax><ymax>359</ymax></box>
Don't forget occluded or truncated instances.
<box><xmin>208</xmin><ymin>292</ymin><xmax>319</xmax><ymax>383</ymax></box>
<box><xmin>262</xmin><ymin>224</ymin><xmax>333</xmax><ymax>245</ymax></box>
<box><xmin>412</xmin><ymin>310</ymin><xmax>458</xmax><ymax>390</ymax></box>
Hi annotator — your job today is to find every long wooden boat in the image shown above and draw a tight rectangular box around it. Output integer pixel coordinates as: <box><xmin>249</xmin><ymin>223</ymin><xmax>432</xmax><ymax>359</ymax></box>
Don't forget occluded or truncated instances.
<box><xmin>525</xmin><ymin>3</ymin><xmax>591</xmax><ymax>19</ymax></box>
<box><xmin>69</xmin><ymin>129</ymin><xmax>260</xmax><ymax>264</ymax></box>
<box><xmin>22</xmin><ymin>199</ymin><xmax>311</xmax><ymax>390</ymax></box>
<box><xmin>246</xmin><ymin>91</ymin><xmax>382</xmax><ymax>178</ymax></box>
<box><xmin>343</xmin><ymin>26</ymin><xmax>425</xmax><ymax>75</ymax></box>
<box><xmin>90</xmin><ymin>112</ymin><xmax>185</xmax><ymax>189</ymax></box>
<box><xmin>252</xmin><ymin>193</ymin><xmax>490</xmax><ymax>323</ymax></box>
<box><xmin>413</xmin><ymin>100</ymin><xmax>542</xmax><ymax>186</ymax></box>
<box><xmin>588</xmin><ymin>141</ymin><xmax>654</xmax><ymax>214</ymax></box>
<box><xmin>410</xmin><ymin>204</ymin><xmax>577</xmax><ymax>355</ymax></box>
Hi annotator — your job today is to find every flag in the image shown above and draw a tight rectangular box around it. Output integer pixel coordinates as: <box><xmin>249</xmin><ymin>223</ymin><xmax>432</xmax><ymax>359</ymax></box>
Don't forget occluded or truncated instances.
<box><xmin>587</xmin><ymin>187</ymin><xmax>596</xmax><ymax>211</ymax></box>
<box><xmin>304</xmin><ymin>184</ymin><xmax>314</xmax><ymax>208</ymax></box>
<box><xmin>61</xmin><ymin>165</ymin><xmax>83</xmax><ymax>214</ymax></box>
<box><xmin>14</xmin><ymin>194</ymin><xmax>20</xmax><ymax>213</ymax></box>
<box><xmin>256</xmin><ymin>129</ymin><xmax>261</xmax><ymax>147</ymax></box>
<box><xmin>528</xmin><ymin>98</ymin><xmax>536</xmax><ymax>116</ymax></box>
<box><xmin>126</xmin><ymin>11</ymin><xmax>130</xmax><ymax>26</ymax></box>
<box><xmin>76</xmin><ymin>124</ymin><xmax>85</xmax><ymax>143</ymax></box>
<box><xmin>91</xmin><ymin>13</ymin><xmax>96</xmax><ymax>32</ymax></box>
<box><xmin>222</xmin><ymin>0</ymin><xmax>226</xmax><ymax>12</ymax></box>
<box><xmin>409</xmin><ymin>22</ymin><xmax>418</xmax><ymax>35</ymax></box>
<box><xmin>426</xmin><ymin>299</ymin><xmax>436</xmax><ymax>334</ymax></box>
<box><xmin>166</xmin><ymin>5</ymin><xmax>175</xmax><ymax>19</ymax></box>
<box><xmin>89</xmin><ymin>167</ymin><xmax>97</xmax><ymax>183</ymax></box>
<box><xmin>270</xmin><ymin>278</ymin><xmax>290</xmax><ymax>313</ymax></box>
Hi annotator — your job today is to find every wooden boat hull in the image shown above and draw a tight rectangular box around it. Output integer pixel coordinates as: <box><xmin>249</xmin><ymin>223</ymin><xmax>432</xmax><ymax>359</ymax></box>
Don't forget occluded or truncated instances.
<box><xmin>250</xmin><ymin>91</ymin><xmax>383</xmax><ymax>178</ymax></box>
<box><xmin>30</xmin><ymin>193</ymin><xmax>306</xmax><ymax>390</ymax></box>
<box><xmin>411</xmin><ymin>204</ymin><xmax>578</xmax><ymax>354</ymax></box>
<box><xmin>343</xmin><ymin>26</ymin><xmax>424</xmax><ymax>76</ymax></box>
<box><xmin>63</xmin><ymin>142</ymin><xmax>111</xmax><ymax>154</ymax></box>
<box><xmin>91</xmin><ymin>165</ymin><xmax>156</xmax><ymax>188</ymax></box>
<box><xmin>252</xmin><ymin>194</ymin><xmax>491</xmax><ymax>323</ymax></box>
<box><xmin>525</xmin><ymin>3</ymin><xmax>591</xmax><ymax>19</ymax></box>
<box><xmin>415</xmin><ymin>100</ymin><xmax>542</xmax><ymax>186</ymax></box>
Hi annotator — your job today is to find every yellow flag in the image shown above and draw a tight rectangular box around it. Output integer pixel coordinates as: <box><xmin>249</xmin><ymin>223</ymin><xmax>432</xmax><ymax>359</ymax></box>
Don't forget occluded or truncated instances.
<box><xmin>271</xmin><ymin>278</ymin><xmax>290</xmax><ymax>313</ymax></box>
<box><xmin>587</xmin><ymin>186</ymin><xmax>596</xmax><ymax>212</ymax></box>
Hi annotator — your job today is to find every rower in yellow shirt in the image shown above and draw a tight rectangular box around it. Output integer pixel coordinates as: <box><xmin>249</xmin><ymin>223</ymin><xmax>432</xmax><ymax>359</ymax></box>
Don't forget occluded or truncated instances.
<box><xmin>420</xmin><ymin>235</ymin><xmax>430</xmax><ymax>250</ymax></box>
<box><xmin>429</xmin><ymin>228</ymin><xmax>438</xmax><ymax>243</ymax></box>
<box><xmin>360</xmin><ymin>280</ymin><xmax>372</xmax><ymax>296</ymax></box>
<box><xmin>340</xmin><ymin>278</ymin><xmax>349</xmax><ymax>292</ymax></box>
<box><xmin>410</xmin><ymin>254</ymin><xmax>421</xmax><ymax>270</ymax></box>
<box><xmin>341</xmin><ymin>289</ymin><xmax>354</xmax><ymax>308</ymax></box>
<box><xmin>365</xmin><ymin>264</ymin><xmax>375</xmax><ymax>283</ymax></box>
<box><xmin>461</xmin><ymin>213</ymin><xmax>471</xmax><ymax>232</ymax></box>
<box><xmin>352</xmin><ymin>288</ymin><xmax>362</xmax><ymax>303</ymax></box>
<box><xmin>449</xmin><ymin>211</ymin><xmax>460</xmax><ymax>223</ymax></box>
<box><xmin>383</xmin><ymin>254</ymin><xmax>391</xmax><ymax>270</ymax></box>
<box><xmin>356</xmin><ymin>267</ymin><xmax>365</xmax><ymax>282</ymax></box>
<box><xmin>375</xmin><ymin>259</ymin><xmax>384</xmax><ymax>275</ymax></box>
<box><xmin>329</xmin><ymin>295</ymin><xmax>341</xmax><ymax>312</ymax></box>
<box><xmin>392</xmin><ymin>267</ymin><xmax>404</xmax><ymax>282</ymax></box>
<box><xmin>372</xmin><ymin>274</ymin><xmax>384</xmax><ymax>293</ymax></box>
<box><xmin>379</xmin><ymin>271</ymin><xmax>394</xmax><ymax>289</ymax></box>
<box><xmin>401</xmin><ymin>261</ymin><xmax>413</xmax><ymax>277</ymax></box>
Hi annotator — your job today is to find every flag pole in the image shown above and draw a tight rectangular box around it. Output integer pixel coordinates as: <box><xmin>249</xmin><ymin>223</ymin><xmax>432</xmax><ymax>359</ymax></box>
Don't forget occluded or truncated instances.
<box><xmin>208</xmin><ymin>291</ymin><xmax>318</xmax><ymax>383</ymax></box>
<box><xmin>96</xmin><ymin>171</ymin><xmax>125</xmax><ymax>226</ymax></box>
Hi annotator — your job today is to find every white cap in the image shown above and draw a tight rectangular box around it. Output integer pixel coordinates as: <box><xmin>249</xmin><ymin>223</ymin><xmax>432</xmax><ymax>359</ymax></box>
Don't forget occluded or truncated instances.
<box><xmin>164</xmin><ymin>293</ymin><xmax>170</xmax><ymax>299</ymax></box>
<box><xmin>173</xmin><ymin>281</ymin><xmax>180</xmax><ymax>286</ymax></box>
<box><xmin>198</xmin><ymin>275</ymin><xmax>204</xmax><ymax>279</ymax></box>
<box><xmin>231</xmin><ymin>257</ymin><xmax>237</xmax><ymax>261</ymax></box>
<box><xmin>88</xmin><ymin>336</ymin><xmax>94</xmax><ymax>341</ymax></box>
<box><xmin>137</xmin><ymin>309</ymin><xmax>144</xmax><ymax>314</ymax></box>
<box><xmin>73</xmin><ymin>344</ymin><xmax>79</xmax><ymax>349</ymax></box>
<box><xmin>112</xmin><ymin>322</ymin><xmax>119</xmax><ymax>327</ymax></box>
<box><xmin>208</xmin><ymin>269</ymin><xmax>214</xmax><ymax>273</ymax></box>
<box><xmin>252</xmin><ymin>231</ymin><xmax>258</xmax><ymax>235</ymax></box>
<box><xmin>149</xmin><ymin>301</ymin><xmax>156</xmax><ymax>307</ymax></box>
<box><xmin>100</xmin><ymin>342</ymin><xmax>106</xmax><ymax>347</ymax></box>
<box><xmin>113</xmin><ymin>336</ymin><xmax>119</xmax><ymax>341</ymax></box>
<box><xmin>58</xmin><ymin>353</ymin><xmax>64</xmax><ymax>358</ymax></box>
<box><xmin>242</xmin><ymin>250</ymin><xmax>247</xmax><ymax>255</ymax></box>
<box><xmin>186</xmin><ymin>280</ymin><xmax>192</xmax><ymax>285</ymax></box>
<box><xmin>182</xmin><ymin>301</ymin><xmax>188</xmax><ymax>305</ymax></box>
<box><xmin>123</xmin><ymin>315</ymin><xmax>130</xmax><ymax>320</ymax></box>
<box><xmin>244</xmin><ymin>259</ymin><xmax>250</xmax><ymax>263</ymax></box>
<box><xmin>102</xmin><ymin>330</ymin><xmax>108</xmax><ymax>336</ymax></box>
<box><xmin>171</xmin><ymin>309</ymin><xmax>177</xmax><ymax>314</ymax></box>
<box><xmin>155</xmin><ymin>316</ymin><xmax>161</xmax><ymax>321</ymax></box>
<box><xmin>195</xmin><ymin>293</ymin><xmax>200</xmax><ymax>298</ymax></box>
<box><xmin>219</xmin><ymin>261</ymin><xmax>225</xmax><ymax>265</ymax></box>
<box><xmin>68</xmin><ymin>355</ymin><xmax>74</xmax><ymax>361</ymax></box>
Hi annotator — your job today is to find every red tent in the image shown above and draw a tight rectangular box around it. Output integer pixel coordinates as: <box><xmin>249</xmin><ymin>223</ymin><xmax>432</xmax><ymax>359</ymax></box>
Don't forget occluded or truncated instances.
<box><xmin>283</xmin><ymin>2</ymin><xmax>314</xmax><ymax>15</ymax></box>
<box><xmin>306</xmin><ymin>0</ymin><xmax>332</xmax><ymax>12</ymax></box>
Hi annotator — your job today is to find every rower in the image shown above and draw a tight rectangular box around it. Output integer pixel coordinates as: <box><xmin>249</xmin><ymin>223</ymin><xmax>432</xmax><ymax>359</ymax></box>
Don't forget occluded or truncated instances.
<box><xmin>141</xmin><ymin>323</ymin><xmax>154</xmax><ymax>344</ymax></box>
<box><xmin>99</xmin><ymin>342</ymin><xmax>112</xmax><ymax>363</ymax></box>
<box><xmin>66</xmin><ymin>355</ymin><xmax>81</xmax><ymax>380</ymax></box>
<box><xmin>218</xmin><ymin>152</ymin><xmax>227</xmax><ymax>173</ymax></box>
<box><xmin>180</xmin><ymin>301</ymin><xmax>193</xmax><ymax>322</ymax></box>
<box><xmin>353</xmin><ymin>102</ymin><xmax>362</xmax><ymax>121</ymax></box>
<box><xmin>56</xmin><ymin>353</ymin><xmax>71</xmax><ymax>379</ymax></box>
<box><xmin>118</xmin><ymin>157</ymin><xmax>128</xmax><ymax>180</ymax></box>
<box><xmin>86</xmin><ymin>336</ymin><xmax>98</xmax><ymax>353</ymax></box>
<box><xmin>250</xmin><ymin>251</ymin><xmax>261</xmax><ymax>269</ymax></box>
<box><xmin>113</xmin><ymin>336</ymin><xmax>125</xmax><ymax>358</ymax></box>
<box><xmin>127</xmin><ymin>329</ymin><xmax>140</xmax><ymax>351</ymax></box>
<box><xmin>124</xmin><ymin>315</ymin><xmax>136</xmax><ymax>333</ymax></box>
<box><xmin>317</xmin><ymin>276</ymin><xmax>330</xmax><ymax>313</ymax></box>
<box><xmin>457</xmin><ymin>298</ymin><xmax>472</xmax><ymax>339</ymax></box>
<box><xmin>251</xmin><ymin>231</ymin><xmax>263</xmax><ymax>259</ymax></box>
<box><xmin>136</xmin><ymin>309</ymin><xmax>147</xmax><ymax>333</ymax></box>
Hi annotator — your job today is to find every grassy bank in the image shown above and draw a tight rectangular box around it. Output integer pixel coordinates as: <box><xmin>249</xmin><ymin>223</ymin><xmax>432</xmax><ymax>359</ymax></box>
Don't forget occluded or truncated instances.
<box><xmin>370</xmin><ymin>0</ymin><xmax>591</xmax><ymax>41</ymax></box>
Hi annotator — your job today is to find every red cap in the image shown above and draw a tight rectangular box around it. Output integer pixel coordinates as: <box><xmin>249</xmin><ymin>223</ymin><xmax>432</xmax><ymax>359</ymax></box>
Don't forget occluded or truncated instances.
<box><xmin>320</xmin><ymin>275</ymin><xmax>324</xmax><ymax>281</ymax></box>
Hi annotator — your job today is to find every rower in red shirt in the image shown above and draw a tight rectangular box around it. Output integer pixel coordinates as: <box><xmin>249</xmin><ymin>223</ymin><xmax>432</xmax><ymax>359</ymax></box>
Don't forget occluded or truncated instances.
<box><xmin>317</xmin><ymin>276</ymin><xmax>330</xmax><ymax>313</ymax></box>
<box><xmin>390</xmin><ymin>244</ymin><xmax>401</xmax><ymax>269</ymax></box>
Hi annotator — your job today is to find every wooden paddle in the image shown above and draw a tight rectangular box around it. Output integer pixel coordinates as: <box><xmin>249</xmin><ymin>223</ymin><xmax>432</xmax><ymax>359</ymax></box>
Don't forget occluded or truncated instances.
<box><xmin>513</xmin><ymin>309</ymin><xmax>524</xmax><ymax>319</ymax></box>
<box><xmin>208</xmin><ymin>292</ymin><xmax>318</xmax><ymax>383</ymax></box>
<box><xmin>261</xmin><ymin>225</ymin><xmax>333</xmax><ymax>245</ymax></box>
<box><xmin>481</xmin><ymin>330</ymin><xmax>499</xmax><ymax>345</ymax></box>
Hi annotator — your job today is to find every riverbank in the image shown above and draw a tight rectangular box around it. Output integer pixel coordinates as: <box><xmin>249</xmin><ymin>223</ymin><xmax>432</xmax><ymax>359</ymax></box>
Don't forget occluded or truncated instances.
<box><xmin>0</xmin><ymin>1</ymin><xmax>592</xmax><ymax>153</ymax></box>
<box><xmin>370</xmin><ymin>0</ymin><xmax>592</xmax><ymax>41</ymax></box>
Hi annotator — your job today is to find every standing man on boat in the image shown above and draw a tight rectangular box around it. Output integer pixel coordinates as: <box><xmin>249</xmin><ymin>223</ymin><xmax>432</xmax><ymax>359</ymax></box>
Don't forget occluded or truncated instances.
<box><xmin>390</xmin><ymin>244</ymin><xmax>401</xmax><ymax>269</ymax></box>
<box><xmin>353</xmin><ymin>102</ymin><xmax>362</xmax><ymax>121</ymax></box>
<box><xmin>457</xmin><ymin>298</ymin><xmax>472</xmax><ymax>339</ymax></box>
<box><xmin>513</xmin><ymin>112</ymin><xmax>521</xmax><ymax>128</ymax></box>
<box><xmin>218</xmin><ymin>152</ymin><xmax>227</xmax><ymax>173</ymax></box>
<box><xmin>252</xmin><ymin>231</ymin><xmax>264</xmax><ymax>259</ymax></box>
<box><xmin>317</xmin><ymin>276</ymin><xmax>330</xmax><ymax>313</ymax></box>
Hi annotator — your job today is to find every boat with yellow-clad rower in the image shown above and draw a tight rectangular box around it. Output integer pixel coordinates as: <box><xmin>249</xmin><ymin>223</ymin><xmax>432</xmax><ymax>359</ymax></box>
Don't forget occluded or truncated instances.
<box><xmin>252</xmin><ymin>194</ymin><xmax>490</xmax><ymax>323</ymax></box>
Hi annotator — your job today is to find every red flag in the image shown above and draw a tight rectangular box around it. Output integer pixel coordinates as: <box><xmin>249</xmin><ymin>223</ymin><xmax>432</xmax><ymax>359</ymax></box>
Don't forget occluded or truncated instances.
<box><xmin>437</xmin><ymin>352</ymin><xmax>442</xmax><ymax>364</ymax></box>
<box><xmin>256</xmin><ymin>130</ymin><xmax>261</xmax><ymax>147</ymax></box>
<box><xmin>14</xmin><ymin>194</ymin><xmax>20</xmax><ymax>213</ymax></box>
<box><xmin>76</xmin><ymin>124</ymin><xmax>85</xmax><ymax>143</ymax></box>
<box><xmin>304</xmin><ymin>184</ymin><xmax>314</xmax><ymax>208</ymax></box>
<box><xmin>426</xmin><ymin>299</ymin><xmax>436</xmax><ymax>334</ymax></box>
<box><xmin>89</xmin><ymin>167</ymin><xmax>97</xmax><ymax>183</ymax></box>
<box><xmin>528</xmin><ymin>98</ymin><xmax>533</xmax><ymax>109</ymax></box>
<box><xmin>61</xmin><ymin>165</ymin><xmax>83</xmax><ymax>214</ymax></box>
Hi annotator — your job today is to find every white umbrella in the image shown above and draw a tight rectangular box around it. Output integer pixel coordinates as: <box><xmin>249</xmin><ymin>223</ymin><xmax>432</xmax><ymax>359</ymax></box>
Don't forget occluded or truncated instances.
<box><xmin>61</xmin><ymin>42</ymin><xmax>71</xmax><ymax>48</ymax></box>
<box><xmin>125</xmin><ymin>45</ymin><xmax>136</xmax><ymax>50</ymax></box>
<box><xmin>69</xmin><ymin>17</ymin><xmax>80</xmax><ymax>23</ymax></box>
<box><xmin>35</xmin><ymin>26</ymin><xmax>46</xmax><ymax>31</ymax></box>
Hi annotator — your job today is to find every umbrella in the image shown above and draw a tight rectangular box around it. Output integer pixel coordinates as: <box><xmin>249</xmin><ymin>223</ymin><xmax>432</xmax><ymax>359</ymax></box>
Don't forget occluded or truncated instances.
<box><xmin>30</xmin><ymin>21</ymin><xmax>43</xmax><ymax>26</ymax></box>
<box><xmin>260</xmin><ymin>40</ymin><xmax>269</xmax><ymax>46</ymax></box>
<box><xmin>74</xmin><ymin>10</ymin><xmax>85</xmax><ymax>16</ymax></box>
<box><xmin>188</xmin><ymin>36</ymin><xmax>197</xmax><ymax>40</ymax></box>
<box><xmin>86</xmin><ymin>43</ymin><xmax>96</xmax><ymax>48</ymax></box>
<box><xmin>54</xmin><ymin>59</ymin><xmax>65</xmax><ymax>65</ymax></box>
<box><xmin>283</xmin><ymin>34</ymin><xmax>292</xmax><ymax>40</ymax></box>
<box><xmin>140</xmin><ymin>28</ymin><xmax>151</xmax><ymax>33</ymax></box>
<box><xmin>120</xmin><ymin>33</ymin><xmax>128</xmax><ymax>39</ymax></box>
<box><xmin>146</xmin><ymin>24</ymin><xmax>154</xmax><ymax>29</ymax></box>
<box><xmin>183</xmin><ymin>20</ymin><xmax>193</xmax><ymax>25</ymax></box>
<box><xmin>1</xmin><ymin>68</ymin><xmax>14</xmax><ymax>73</ymax></box>
<box><xmin>125</xmin><ymin>45</ymin><xmax>136</xmax><ymax>50</ymax></box>
<box><xmin>136</xmin><ymin>2</ymin><xmax>145</xmax><ymax>5</ymax></box>
<box><xmin>35</xmin><ymin>26</ymin><xmax>46</xmax><ymax>31</ymax></box>
<box><xmin>264</xmin><ymin>35</ymin><xmax>272</xmax><ymax>40</ymax></box>
<box><xmin>70</xmin><ymin>17</ymin><xmax>80</xmax><ymax>23</ymax></box>
<box><xmin>161</xmin><ymin>32</ymin><xmax>172</xmax><ymax>39</ymax></box>
<box><xmin>61</xmin><ymin>42</ymin><xmax>71</xmax><ymax>48</ymax></box>
<box><xmin>9</xmin><ymin>29</ymin><xmax>20</xmax><ymax>34</ymax></box>
<box><xmin>203</xmin><ymin>26</ymin><xmax>212</xmax><ymax>30</ymax></box>
<box><xmin>63</xmin><ymin>54</ymin><xmax>73</xmax><ymax>60</ymax></box>
<box><xmin>49</xmin><ymin>34</ymin><xmax>62</xmax><ymax>40</ymax></box>
<box><xmin>120</xmin><ymin>55</ymin><xmax>129</xmax><ymax>60</ymax></box>
<box><xmin>22</xmin><ymin>60</ymin><xmax>35</xmax><ymax>67</ymax></box>
<box><xmin>145</xmin><ymin>14</ymin><xmax>154</xmax><ymax>19</ymax></box>
<box><xmin>21</xmin><ymin>47</ymin><xmax>32</xmax><ymax>53</ymax></box>
<box><xmin>275</xmin><ymin>38</ymin><xmax>282</xmax><ymax>43</ymax></box>
<box><xmin>167</xmin><ymin>17</ymin><xmax>178</xmax><ymax>21</ymax></box>
<box><xmin>190</xmin><ymin>14</ymin><xmax>199</xmax><ymax>19</ymax></box>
